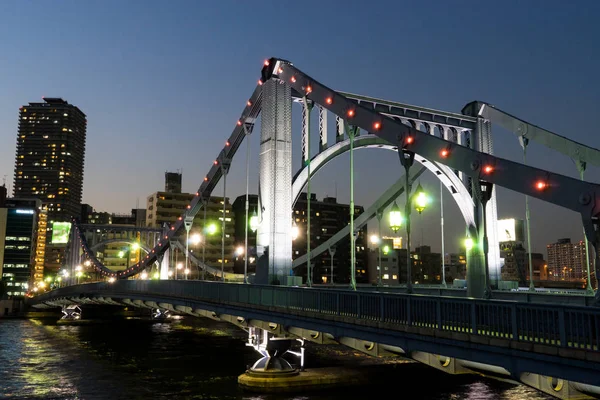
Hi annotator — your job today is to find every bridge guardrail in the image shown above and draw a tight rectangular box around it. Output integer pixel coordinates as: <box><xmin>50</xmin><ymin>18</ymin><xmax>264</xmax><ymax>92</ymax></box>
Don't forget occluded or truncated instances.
<box><xmin>32</xmin><ymin>281</ymin><xmax>600</xmax><ymax>352</ymax></box>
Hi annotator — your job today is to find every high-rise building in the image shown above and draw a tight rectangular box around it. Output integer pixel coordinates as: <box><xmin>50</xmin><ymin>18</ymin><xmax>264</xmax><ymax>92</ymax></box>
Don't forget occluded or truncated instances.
<box><xmin>497</xmin><ymin>218</ymin><xmax>527</xmax><ymax>283</ymax></box>
<box><xmin>547</xmin><ymin>238</ymin><xmax>591</xmax><ymax>281</ymax></box>
<box><xmin>367</xmin><ymin>239</ymin><xmax>400</xmax><ymax>285</ymax></box>
<box><xmin>14</xmin><ymin>98</ymin><xmax>87</xmax><ymax>276</ymax></box>
<box><xmin>0</xmin><ymin>198</ymin><xmax>42</xmax><ymax>298</ymax></box>
<box><xmin>231</xmin><ymin>195</ymin><xmax>258</xmax><ymax>274</ymax></box>
<box><xmin>292</xmin><ymin>194</ymin><xmax>367</xmax><ymax>284</ymax></box>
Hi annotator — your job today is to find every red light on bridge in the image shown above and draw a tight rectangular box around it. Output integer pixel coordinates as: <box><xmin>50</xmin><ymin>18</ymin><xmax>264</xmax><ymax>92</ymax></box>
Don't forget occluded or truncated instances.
<box><xmin>186</xmin><ymin>205</ymin><xmax>191</xmax><ymax>209</ymax></box>
<box><xmin>204</xmin><ymin>177</ymin><xmax>208</xmax><ymax>181</ymax></box>
<box><xmin>237</xmin><ymin>120</ymin><xmax>242</xmax><ymax>126</ymax></box>
<box><xmin>483</xmin><ymin>165</ymin><xmax>494</xmax><ymax>174</ymax></box>
<box><xmin>373</xmin><ymin>122</ymin><xmax>381</xmax><ymax>130</ymax></box>
<box><xmin>247</xmin><ymin>100</ymin><xmax>252</xmax><ymax>107</ymax></box>
<box><xmin>258</xmin><ymin>79</ymin><xmax>263</xmax><ymax>86</ymax></box>
<box><xmin>278</xmin><ymin>67</ymin><xmax>283</xmax><ymax>74</ymax></box>
<box><xmin>225</xmin><ymin>140</ymin><xmax>230</xmax><ymax>146</ymax></box>
<box><xmin>406</xmin><ymin>136</ymin><xmax>414</xmax><ymax>144</ymax></box>
<box><xmin>291</xmin><ymin>76</ymin><xmax>296</xmax><ymax>83</ymax></box>
<box><xmin>535</xmin><ymin>180</ymin><xmax>547</xmax><ymax>191</ymax></box>
<box><xmin>440</xmin><ymin>149</ymin><xmax>449</xmax><ymax>158</ymax></box>
<box><xmin>305</xmin><ymin>85</ymin><xmax>312</xmax><ymax>94</ymax></box>
<box><xmin>178</xmin><ymin>216</ymin><xmax>183</xmax><ymax>220</ymax></box>
<box><xmin>264</xmin><ymin>60</ymin><xmax>270</xmax><ymax>66</ymax></box>
<box><xmin>325</xmin><ymin>97</ymin><xmax>333</xmax><ymax>105</ymax></box>
<box><xmin>214</xmin><ymin>160</ymin><xmax>218</xmax><ymax>165</ymax></box>
<box><xmin>171</xmin><ymin>227</ymin><xmax>175</xmax><ymax>230</ymax></box>
<box><xmin>347</xmin><ymin>109</ymin><xmax>355</xmax><ymax>118</ymax></box>
<box><xmin>195</xmin><ymin>192</ymin><xmax>199</xmax><ymax>196</ymax></box>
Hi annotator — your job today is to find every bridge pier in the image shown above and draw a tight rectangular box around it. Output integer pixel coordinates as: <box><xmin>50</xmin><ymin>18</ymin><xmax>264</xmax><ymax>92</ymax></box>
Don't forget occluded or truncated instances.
<box><xmin>60</xmin><ymin>305</ymin><xmax>82</xmax><ymax>320</ymax></box>
<box><xmin>520</xmin><ymin>373</ymin><xmax>598</xmax><ymax>399</ymax></box>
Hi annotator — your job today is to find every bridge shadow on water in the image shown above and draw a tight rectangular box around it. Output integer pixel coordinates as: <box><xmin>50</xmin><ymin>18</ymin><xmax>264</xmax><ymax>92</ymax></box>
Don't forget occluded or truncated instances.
<box><xmin>1</xmin><ymin>316</ymin><xmax>554</xmax><ymax>400</ymax></box>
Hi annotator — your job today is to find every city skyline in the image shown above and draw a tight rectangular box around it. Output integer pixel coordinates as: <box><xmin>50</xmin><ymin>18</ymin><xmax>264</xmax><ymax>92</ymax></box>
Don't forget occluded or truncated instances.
<box><xmin>1</xmin><ymin>1</ymin><xmax>599</xmax><ymax>255</ymax></box>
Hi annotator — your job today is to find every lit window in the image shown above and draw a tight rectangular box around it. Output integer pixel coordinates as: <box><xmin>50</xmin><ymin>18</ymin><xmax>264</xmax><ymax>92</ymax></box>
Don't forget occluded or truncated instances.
<box><xmin>383</xmin><ymin>274</ymin><xmax>390</xmax><ymax>279</ymax></box>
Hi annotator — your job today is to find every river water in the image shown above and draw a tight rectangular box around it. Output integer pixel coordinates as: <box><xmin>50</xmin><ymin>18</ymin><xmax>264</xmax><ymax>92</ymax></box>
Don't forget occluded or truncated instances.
<box><xmin>0</xmin><ymin>317</ymin><xmax>552</xmax><ymax>399</ymax></box>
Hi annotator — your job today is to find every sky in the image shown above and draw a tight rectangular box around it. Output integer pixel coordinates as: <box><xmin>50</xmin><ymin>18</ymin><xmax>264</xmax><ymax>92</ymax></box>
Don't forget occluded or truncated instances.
<box><xmin>0</xmin><ymin>0</ymin><xmax>599</xmax><ymax>255</ymax></box>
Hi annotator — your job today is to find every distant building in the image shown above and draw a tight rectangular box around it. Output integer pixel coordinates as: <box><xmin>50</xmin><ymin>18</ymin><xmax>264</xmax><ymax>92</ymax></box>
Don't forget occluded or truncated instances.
<box><xmin>444</xmin><ymin>253</ymin><xmax>467</xmax><ymax>282</ymax></box>
<box><xmin>165</xmin><ymin>171</ymin><xmax>182</xmax><ymax>194</ymax></box>
<box><xmin>0</xmin><ymin>198</ymin><xmax>42</xmax><ymax>298</ymax></box>
<box><xmin>367</xmin><ymin>239</ymin><xmax>399</xmax><ymax>285</ymax></box>
<box><xmin>14</xmin><ymin>97</ymin><xmax>87</xmax><ymax>276</ymax></box>
<box><xmin>497</xmin><ymin>218</ymin><xmax>527</xmax><ymax>283</ymax></box>
<box><xmin>547</xmin><ymin>238</ymin><xmax>591</xmax><ymax>281</ymax></box>
<box><xmin>146</xmin><ymin>174</ymin><xmax>234</xmax><ymax>273</ymax></box>
<box><xmin>292</xmin><ymin>194</ymin><xmax>367</xmax><ymax>284</ymax></box>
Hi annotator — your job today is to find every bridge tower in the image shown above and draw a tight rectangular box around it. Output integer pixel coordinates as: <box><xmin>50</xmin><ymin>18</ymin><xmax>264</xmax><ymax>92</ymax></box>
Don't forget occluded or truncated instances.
<box><xmin>257</xmin><ymin>78</ymin><xmax>293</xmax><ymax>284</ymax></box>
<box><xmin>463</xmin><ymin>102</ymin><xmax>501</xmax><ymax>297</ymax></box>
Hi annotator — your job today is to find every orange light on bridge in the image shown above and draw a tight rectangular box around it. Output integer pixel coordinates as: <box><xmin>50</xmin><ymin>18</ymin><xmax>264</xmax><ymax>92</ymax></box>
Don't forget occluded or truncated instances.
<box><xmin>258</xmin><ymin>79</ymin><xmax>263</xmax><ymax>86</ymax></box>
<box><xmin>347</xmin><ymin>109</ymin><xmax>355</xmax><ymax>118</ymax></box>
<box><xmin>237</xmin><ymin>120</ymin><xmax>242</xmax><ymax>126</ymax></box>
<box><xmin>440</xmin><ymin>149</ymin><xmax>449</xmax><ymax>158</ymax></box>
<box><xmin>483</xmin><ymin>165</ymin><xmax>494</xmax><ymax>174</ymax></box>
<box><xmin>225</xmin><ymin>140</ymin><xmax>230</xmax><ymax>146</ymax></box>
<box><xmin>305</xmin><ymin>85</ymin><xmax>312</xmax><ymax>94</ymax></box>
<box><xmin>535</xmin><ymin>180</ymin><xmax>547</xmax><ymax>191</ymax></box>
<box><xmin>405</xmin><ymin>136</ymin><xmax>414</xmax><ymax>144</ymax></box>
<box><xmin>214</xmin><ymin>160</ymin><xmax>218</xmax><ymax>165</ymax></box>
<box><xmin>204</xmin><ymin>177</ymin><xmax>208</xmax><ymax>181</ymax></box>
<box><xmin>291</xmin><ymin>76</ymin><xmax>296</xmax><ymax>83</ymax></box>
<box><xmin>278</xmin><ymin>67</ymin><xmax>283</xmax><ymax>74</ymax></box>
<box><xmin>373</xmin><ymin>122</ymin><xmax>381</xmax><ymax>130</ymax></box>
<box><xmin>325</xmin><ymin>97</ymin><xmax>333</xmax><ymax>105</ymax></box>
<box><xmin>247</xmin><ymin>100</ymin><xmax>252</xmax><ymax>106</ymax></box>
<box><xmin>264</xmin><ymin>60</ymin><xmax>270</xmax><ymax>66</ymax></box>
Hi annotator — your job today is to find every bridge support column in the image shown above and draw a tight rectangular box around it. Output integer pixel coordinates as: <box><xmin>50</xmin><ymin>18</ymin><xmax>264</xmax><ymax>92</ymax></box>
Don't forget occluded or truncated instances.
<box><xmin>520</xmin><ymin>373</ymin><xmax>598</xmax><ymax>399</ymax></box>
<box><xmin>257</xmin><ymin>78</ymin><xmax>293</xmax><ymax>284</ymax></box>
<box><xmin>159</xmin><ymin>250</ymin><xmax>169</xmax><ymax>280</ymax></box>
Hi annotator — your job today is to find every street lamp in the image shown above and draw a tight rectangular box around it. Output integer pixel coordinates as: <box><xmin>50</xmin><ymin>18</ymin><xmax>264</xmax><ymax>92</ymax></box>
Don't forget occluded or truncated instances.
<box><xmin>291</xmin><ymin>222</ymin><xmax>299</xmax><ymax>241</ymax></box>
<box><xmin>413</xmin><ymin>183</ymin><xmax>429</xmax><ymax>214</ymax></box>
<box><xmin>176</xmin><ymin>262</ymin><xmax>184</xmax><ymax>280</ymax></box>
<box><xmin>141</xmin><ymin>271</ymin><xmax>148</xmax><ymax>280</ymax></box>
<box><xmin>371</xmin><ymin>234</ymin><xmax>382</xmax><ymax>286</ymax></box>
<box><xmin>464</xmin><ymin>237</ymin><xmax>474</xmax><ymax>250</ymax></box>
<box><xmin>389</xmin><ymin>201</ymin><xmax>403</xmax><ymax>233</ymax></box>
<box><xmin>190</xmin><ymin>233</ymin><xmax>201</xmax><ymax>245</ymax></box>
<box><xmin>235</xmin><ymin>246</ymin><xmax>244</xmax><ymax>257</ymax></box>
<box><xmin>249</xmin><ymin>211</ymin><xmax>259</xmax><ymax>233</ymax></box>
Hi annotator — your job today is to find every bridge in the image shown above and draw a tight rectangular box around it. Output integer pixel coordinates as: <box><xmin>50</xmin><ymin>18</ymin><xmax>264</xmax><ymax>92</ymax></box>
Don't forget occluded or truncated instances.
<box><xmin>27</xmin><ymin>58</ymin><xmax>600</xmax><ymax>398</ymax></box>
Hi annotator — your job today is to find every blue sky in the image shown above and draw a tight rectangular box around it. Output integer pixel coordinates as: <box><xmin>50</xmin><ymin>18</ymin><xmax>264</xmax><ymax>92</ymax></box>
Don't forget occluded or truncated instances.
<box><xmin>0</xmin><ymin>0</ymin><xmax>598</xmax><ymax>254</ymax></box>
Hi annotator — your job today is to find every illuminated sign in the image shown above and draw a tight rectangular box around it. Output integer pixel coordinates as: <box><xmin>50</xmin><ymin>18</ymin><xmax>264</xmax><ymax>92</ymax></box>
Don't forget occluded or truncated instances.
<box><xmin>497</xmin><ymin>218</ymin><xmax>524</xmax><ymax>243</ymax></box>
<box><xmin>51</xmin><ymin>222</ymin><xmax>71</xmax><ymax>244</ymax></box>
<box><xmin>16</xmin><ymin>209</ymin><xmax>34</xmax><ymax>214</ymax></box>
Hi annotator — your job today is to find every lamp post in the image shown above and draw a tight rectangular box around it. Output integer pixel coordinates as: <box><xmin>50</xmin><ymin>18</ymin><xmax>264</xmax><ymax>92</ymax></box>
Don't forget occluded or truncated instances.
<box><xmin>204</xmin><ymin>223</ymin><xmax>217</xmax><ymax>280</ymax></box>
<box><xmin>249</xmin><ymin>209</ymin><xmax>259</xmax><ymax>284</ymax></box>
<box><xmin>347</xmin><ymin>124</ymin><xmax>359</xmax><ymax>291</ymax></box>
<box><xmin>440</xmin><ymin>180</ymin><xmax>447</xmax><ymax>288</ymax></box>
<box><xmin>329</xmin><ymin>246</ymin><xmax>336</xmax><ymax>284</ymax></box>
<box><xmin>413</xmin><ymin>183</ymin><xmax>429</xmax><ymax>284</ymax></box>
<box><xmin>399</xmin><ymin>149</ymin><xmax>415</xmax><ymax>293</ymax></box>
<box><xmin>389</xmin><ymin>200</ymin><xmax>403</xmax><ymax>285</ymax></box>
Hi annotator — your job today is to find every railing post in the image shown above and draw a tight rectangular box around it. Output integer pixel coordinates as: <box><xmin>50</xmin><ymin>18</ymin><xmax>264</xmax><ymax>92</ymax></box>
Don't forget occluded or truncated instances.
<box><xmin>336</xmin><ymin>292</ymin><xmax>340</xmax><ymax>315</ymax></box>
<box><xmin>380</xmin><ymin>294</ymin><xmax>385</xmax><ymax>322</ymax></box>
<box><xmin>558</xmin><ymin>308</ymin><xmax>567</xmax><ymax>347</ymax></box>
<box><xmin>471</xmin><ymin>303</ymin><xmax>478</xmax><ymax>335</ymax></box>
<box><xmin>436</xmin><ymin>298</ymin><xmax>442</xmax><ymax>329</ymax></box>
<box><xmin>356</xmin><ymin>293</ymin><xmax>361</xmax><ymax>319</ymax></box>
<box><xmin>317</xmin><ymin>289</ymin><xmax>321</xmax><ymax>313</ymax></box>
<box><xmin>407</xmin><ymin>296</ymin><xmax>412</xmax><ymax>326</ymax></box>
<box><xmin>511</xmin><ymin>304</ymin><xmax>518</xmax><ymax>340</ymax></box>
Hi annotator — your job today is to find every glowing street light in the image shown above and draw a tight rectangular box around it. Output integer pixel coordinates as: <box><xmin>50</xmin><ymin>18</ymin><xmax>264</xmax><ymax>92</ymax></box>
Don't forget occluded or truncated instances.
<box><xmin>167</xmin><ymin>270</ymin><xmax>174</xmax><ymax>278</ymax></box>
<box><xmin>118</xmin><ymin>250</ymin><xmax>125</xmax><ymax>258</ymax></box>
<box><xmin>370</xmin><ymin>234</ymin><xmax>379</xmax><ymax>245</ymax></box>
<box><xmin>108</xmin><ymin>277</ymin><xmax>116</xmax><ymax>283</ymax></box>
<box><xmin>389</xmin><ymin>201</ymin><xmax>403</xmax><ymax>233</ymax></box>
<box><xmin>235</xmin><ymin>246</ymin><xmax>244</xmax><ymax>257</ymax></box>
<box><xmin>249</xmin><ymin>211</ymin><xmax>259</xmax><ymax>233</ymax></box>
<box><xmin>141</xmin><ymin>271</ymin><xmax>148</xmax><ymax>280</ymax></box>
<box><xmin>176</xmin><ymin>262</ymin><xmax>183</xmax><ymax>270</ymax></box>
<box><xmin>190</xmin><ymin>233</ymin><xmax>202</xmax><ymax>245</ymax></box>
<box><xmin>153</xmin><ymin>272</ymin><xmax>159</xmax><ymax>279</ymax></box>
<box><xmin>464</xmin><ymin>237</ymin><xmax>474</xmax><ymax>250</ymax></box>
<box><xmin>131</xmin><ymin>242</ymin><xmax>140</xmax><ymax>251</ymax></box>
<box><xmin>291</xmin><ymin>222</ymin><xmax>299</xmax><ymax>241</ymax></box>
<box><xmin>383</xmin><ymin>245</ymin><xmax>390</xmax><ymax>255</ymax></box>
<box><xmin>413</xmin><ymin>183</ymin><xmax>429</xmax><ymax>214</ymax></box>
<box><xmin>75</xmin><ymin>265</ymin><xmax>82</xmax><ymax>272</ymax></box>
<box><xmin>206</xmin><ymin>223</ymin><xmax>217</xmax><ymax>235</ymax></box>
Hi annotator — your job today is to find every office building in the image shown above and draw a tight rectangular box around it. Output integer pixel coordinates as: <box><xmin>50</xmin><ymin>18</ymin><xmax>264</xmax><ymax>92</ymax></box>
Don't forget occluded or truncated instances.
<box><xmin>14</xmin><ymin>97</ymin><xmax>87</xmax><ymax>276</ymax></box>
<box><xmin>0</xmin><ymin>198</ymin><xmax>42</xmax><ymax>298</ymax></box>
<box><xmin>165</xmin><ymin>171</ymin><xmax>182</xmax><ymax>194</ymax></box>
<box><xmin>367</xmin><ymin>238</ymin><xmax>399</xmax><ymax>285</ymax></box>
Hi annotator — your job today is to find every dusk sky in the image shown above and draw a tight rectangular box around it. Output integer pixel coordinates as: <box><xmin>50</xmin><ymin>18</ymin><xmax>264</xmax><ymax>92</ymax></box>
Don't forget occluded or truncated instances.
<box><xmin>1</xmin><ymin>0</ymin><xmax>599</xmax><ymax>255</ymax></box>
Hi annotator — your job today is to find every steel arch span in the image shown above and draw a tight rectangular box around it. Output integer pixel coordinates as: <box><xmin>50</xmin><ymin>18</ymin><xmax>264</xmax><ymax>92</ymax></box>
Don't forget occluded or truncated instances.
<box><xmin>72</xmin><ymin>57</ymin><xmax>600</xmax><ymax>302</ymax></box>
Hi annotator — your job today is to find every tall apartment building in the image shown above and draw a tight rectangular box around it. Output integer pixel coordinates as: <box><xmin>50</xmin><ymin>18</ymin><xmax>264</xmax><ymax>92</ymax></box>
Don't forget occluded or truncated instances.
<box><xmin>146</xmin><ymin>189</ymin><xmax>234</xmax><ymax>272</ymax></box>
<box><xmin>547</xmin><ymin>238</ymin><xmax>591</xmax><ymax>281</ymax></box>
<box><xmin>14</xmin><ymin>97</ymin><xmax>86</xmax><ymax>276</ymax></box>
<box><xmin>0</xmin><ymin>198</ymin><xmax>42</xmax><ymax>298</ymax></box>
<box><xmin>292</xmin><ymin>194</ymin><xmax>368</xmax><ymax>284</ymax></box>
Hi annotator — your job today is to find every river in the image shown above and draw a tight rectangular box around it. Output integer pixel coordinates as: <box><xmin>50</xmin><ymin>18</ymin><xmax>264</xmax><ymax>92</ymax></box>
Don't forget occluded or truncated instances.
<box><xmin>0</xmin><ymin>317</ymin><xmax>553</xmax><ymax>399</ymax></box>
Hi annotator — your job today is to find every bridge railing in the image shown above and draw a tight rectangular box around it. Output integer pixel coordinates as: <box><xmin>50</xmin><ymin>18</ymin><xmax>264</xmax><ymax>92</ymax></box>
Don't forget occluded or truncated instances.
<box><xmin>34</xmin><ymin>280</ymin><xmax>600</xmax><ymax>352</ymax></box>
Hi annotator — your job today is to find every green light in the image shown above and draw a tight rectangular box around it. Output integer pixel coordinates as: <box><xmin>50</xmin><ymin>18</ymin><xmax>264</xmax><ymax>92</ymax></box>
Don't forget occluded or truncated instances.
<box><xmin>383</xmin><ymin>245</ymin><xmax>390</xmax><ymax>255</ymax></box>
<box><xmin>249</xmin><ymin>213</ymin><xmax>259</xmax><ymax>232</ymax></box>
<box><xmin>45</xmin><ymin>277</ymin><xmax>52</xmax><ymax>283</ymax></box>
<box><xmin>206</xmin><ymin>223</ymin><xmax>217</xmax><ymax>235</ymax></box>
<box><xmin>118</xmin><ymin>250</ymin><xmax>125</xmax><ymax>258</ymax></box>
<box><xmin>414</xmin><ymin>183</ymin><xmax>429</xmax><ymax>214</ymax></box>
<box><xmin>389</xmin><ymin>201</ymin><xmax>403</xmax><ymax>233</ymax></box>
<box><xmin>153</xmin><ymin>272</ymin><xmax>159</xmax><ymax>279</ymax></box>
<box><xmin>131</xmin><ymin>242</ymin><xmax>140</xmax><ymax>251</ymax></box>
<box><xmin>464</xmin><ymin>238</ymin><xmax>474</xmax><ymax>250</ymax></box>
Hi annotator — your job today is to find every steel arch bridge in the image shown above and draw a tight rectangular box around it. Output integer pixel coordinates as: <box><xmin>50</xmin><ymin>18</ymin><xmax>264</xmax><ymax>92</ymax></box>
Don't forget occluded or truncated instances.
<box><xmin>63</xmin><ymin>57</ymin><xmax>600</xmax><ymax>301</ymax></box>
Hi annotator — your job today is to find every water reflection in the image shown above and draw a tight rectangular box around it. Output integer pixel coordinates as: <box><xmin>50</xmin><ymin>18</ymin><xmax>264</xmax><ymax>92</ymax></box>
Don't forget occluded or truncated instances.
<box><xmin>0</xmin><ymin>318</ymin><xmax>552</xmax><ymax>399</ymax></box>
